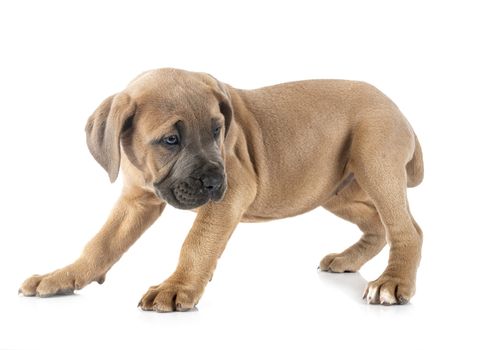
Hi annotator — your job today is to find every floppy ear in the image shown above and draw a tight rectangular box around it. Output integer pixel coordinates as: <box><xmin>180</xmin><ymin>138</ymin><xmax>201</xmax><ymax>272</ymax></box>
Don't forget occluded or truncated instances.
<box><xmin>210</xmin><ymin>78</ymin><xmax>233</xmax><ymax>136</ymax></box>
<box><xmin>219</xmin><ymin>94</ymin><xmax>233</xmax><ymax>136</ymax></box>
<box><xmin>85</xmin><ymin>93</ymin><xmax>136</xmax><ymax>183</ymax></box>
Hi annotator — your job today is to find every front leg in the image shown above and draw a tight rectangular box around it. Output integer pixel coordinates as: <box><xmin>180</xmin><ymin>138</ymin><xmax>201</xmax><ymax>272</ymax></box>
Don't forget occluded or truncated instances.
<box><xmin>19</xmin><ymin>187</ymin><xmax>164</xmax><ymax>297</ymax></box>
<box><xmin>139</xmin><ymin>197</ymin><xmax>247</xmax><ymax>312</ymax></box>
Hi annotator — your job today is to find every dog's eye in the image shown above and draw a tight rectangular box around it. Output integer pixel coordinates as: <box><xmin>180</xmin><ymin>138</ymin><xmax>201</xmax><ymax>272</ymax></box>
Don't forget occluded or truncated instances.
<box><xmin>150</xmin><ymin>135</ymin><xmax>180</xmax><ymax>147</ymax></box>
<box><xmin>163</xmin><ymin>135</ymin><xmax>180</xmax><ymax>145</ymax></box>
<box><xmin>213</xmin><ymin>126</ymin><xmax>221</xmax><ymax>138</ymax></box>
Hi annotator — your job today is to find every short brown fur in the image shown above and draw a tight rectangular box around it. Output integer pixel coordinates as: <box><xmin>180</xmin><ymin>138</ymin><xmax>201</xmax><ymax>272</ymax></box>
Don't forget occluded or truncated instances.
<box><xmin>20</xmin><ymin>68</ymin><xmax>423</xmax><ymax>309</ymax></box>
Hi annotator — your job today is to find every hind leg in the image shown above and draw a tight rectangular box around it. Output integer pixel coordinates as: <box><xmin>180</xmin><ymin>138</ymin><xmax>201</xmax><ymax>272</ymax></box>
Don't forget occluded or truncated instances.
<box><xmin>320</xmin><ymin>180</ymin><xmax>386</xmax><ymax>273</ymax></box>
<box><xmin>351</xmin><ymin>114</ymin><xmax>423</xmax><ymax>305</ymax></box>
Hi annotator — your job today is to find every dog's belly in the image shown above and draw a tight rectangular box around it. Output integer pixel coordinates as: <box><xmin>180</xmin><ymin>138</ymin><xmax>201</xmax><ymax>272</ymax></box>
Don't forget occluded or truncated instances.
<box><xmin>241</xmin><ymin>165</ymin><xmax>347</xmax><ymax>222</ymax></box>
<box><xmin>242</xmin><ymin>196</ymin><xmax>331</xmax><ymax>222</ymax></box>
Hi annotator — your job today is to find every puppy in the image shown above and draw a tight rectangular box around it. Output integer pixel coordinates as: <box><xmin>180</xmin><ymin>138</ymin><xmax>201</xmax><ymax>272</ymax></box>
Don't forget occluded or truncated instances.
<box><xmin>20</xmin><ymin>68</ymin><xmax>423</xmax><ymax>310</ymax></box>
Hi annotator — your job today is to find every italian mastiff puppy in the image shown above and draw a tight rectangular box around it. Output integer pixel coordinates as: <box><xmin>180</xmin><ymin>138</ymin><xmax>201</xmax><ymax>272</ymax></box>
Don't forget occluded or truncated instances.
<box><xmin>20</xmin><ymin>68</ymin><xmax>424</xmax><ymax>310</ymax></box>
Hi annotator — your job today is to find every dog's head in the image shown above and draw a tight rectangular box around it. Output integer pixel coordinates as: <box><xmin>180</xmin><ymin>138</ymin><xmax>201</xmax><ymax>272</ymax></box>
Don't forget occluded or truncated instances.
<box><xmin>85</xmin><ymin>68</ymin><xmax>233</xmax><ymax>209</ymax></box>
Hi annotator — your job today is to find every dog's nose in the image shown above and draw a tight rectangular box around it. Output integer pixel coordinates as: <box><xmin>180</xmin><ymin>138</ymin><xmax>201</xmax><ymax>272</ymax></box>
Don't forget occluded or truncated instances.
<box><xmin>200</xmin><ymin>173</ymin><xmax>224</xmax><ymax>193</ymax></box>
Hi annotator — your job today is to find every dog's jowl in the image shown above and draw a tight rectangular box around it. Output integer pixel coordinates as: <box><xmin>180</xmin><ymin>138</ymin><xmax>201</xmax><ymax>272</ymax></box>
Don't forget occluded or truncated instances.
<box><xmin>20</xmin><ymin>68</ymin><xmax>423</xmax><ymax>310</ymax></box>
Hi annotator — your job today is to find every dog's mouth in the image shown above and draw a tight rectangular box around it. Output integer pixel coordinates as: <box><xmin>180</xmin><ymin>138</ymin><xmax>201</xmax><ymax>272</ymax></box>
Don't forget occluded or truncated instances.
<box><xmin>156</xmin><ymin>179</ymin><xmax>226</xmax><ymax>210</ymax></box>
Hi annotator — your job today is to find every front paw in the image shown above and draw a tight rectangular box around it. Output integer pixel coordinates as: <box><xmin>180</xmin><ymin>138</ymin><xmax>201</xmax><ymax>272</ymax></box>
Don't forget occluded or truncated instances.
<box><xmin>363</xmin><ymin>273</ymin><xmax>415</xmax><ymax>305</ymax></box>
<box><xmin>19</xmin><ymin>266</ymin><xmax>104</xmax><ymax>297</ymax></box>
<box><xmin>138</xmin><ymin>278</ymin><xmax>204</xmax><ymax>312</ymax></box>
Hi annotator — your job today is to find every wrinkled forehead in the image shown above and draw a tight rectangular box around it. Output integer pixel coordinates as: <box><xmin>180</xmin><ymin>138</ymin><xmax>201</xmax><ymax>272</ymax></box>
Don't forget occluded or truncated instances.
<box><xmin>131</xmin><ymin>79</ymin><xmax>216</xmax><ymax>116</ymax></box>
<box><xmin>133</xmin><ymin>92</ymin><xmax>220</xmax><ymax>140</ymax></box>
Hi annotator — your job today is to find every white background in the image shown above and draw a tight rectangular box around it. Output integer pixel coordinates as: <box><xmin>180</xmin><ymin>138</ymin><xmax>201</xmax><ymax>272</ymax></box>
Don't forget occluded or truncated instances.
<box><xmin>1</xmin><ymin>1</ymin><xmax>478</xmax><ymax>349</ymax></box>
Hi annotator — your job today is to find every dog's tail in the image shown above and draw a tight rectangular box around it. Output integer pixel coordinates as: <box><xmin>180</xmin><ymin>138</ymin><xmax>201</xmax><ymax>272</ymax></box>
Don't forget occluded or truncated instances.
<box><xmin>406</xmin><ymin>133</ymin><xmax>424</xmax><ymax>187</ymax></box>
